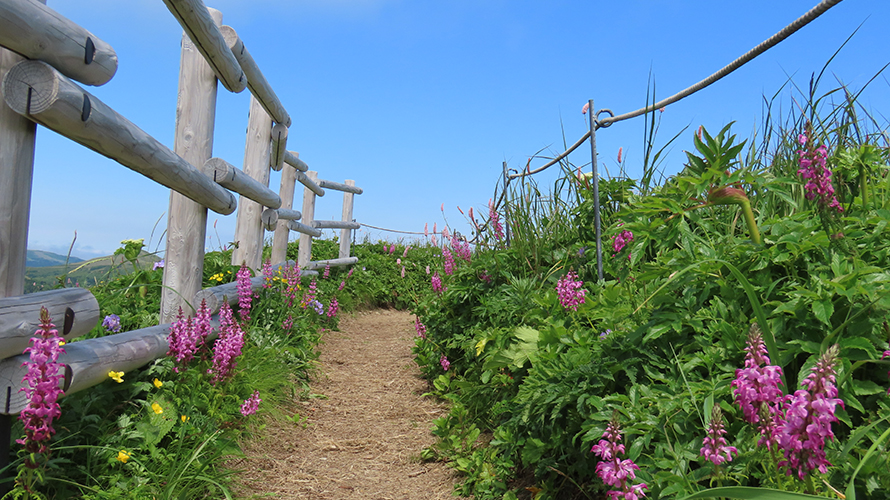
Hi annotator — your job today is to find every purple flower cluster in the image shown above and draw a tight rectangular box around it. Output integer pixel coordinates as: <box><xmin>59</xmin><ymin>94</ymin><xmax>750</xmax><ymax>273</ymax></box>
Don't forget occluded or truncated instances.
<box><xmin>167</xmin><ymin>300</ymin><xmax>212</xmax><ymax>373</ymax></box>
<box><xmin>732</xmin><ymin>328</ymin><xmax>844</xmax><ymax>480</ymax></box>
<box><xmin>209</xmin><ymin>302</ymin><xmax>244</xmax><ymax>384</ymax></box>
<box><xmin>700</xmin><ymin>406</ymin><xmax>737</xmax><ymax>466</ymax></box>
<box><xmin>282</xmin><ymin>314</ymin><xmax>294</xmax><ymax>333</ymax></box>
<box><xmin>102</xmin><ymin>314</ymin><xmax>121</xmax><ymax>333</ymax></box>
<box><xmin>18</xmin><ymin>307</ymin><xmax>67</xmax><ymax>461</ymax></box>
<box><xmin>308</xmin><ymin>299</ymin><xmax>324</xmax><ymax>315</ymax></box>
<box><xmin>489</xmin><ymin>199</ymin><xmax>504</xmax><ymax>241</ymax></box>
<box><xmin>440</xmin><ymin>355</ymin><xmax>450</xmax><ymax>371</ymax></box>
<box><xmin>798</xmin><ymin>132</ymin><xmax>842</xmax><ymax>212</ymax></box>
<box><xmin>323</xmin><ymin>264</ymin><xmax>331</xmax><ymax>279</ymax></box>
<box><xmin>431</xmin><ymin>272</ymin><xmax>446</xmax><ymax>295</ymax></box>
<box><xmin>236</xmin><ymin>263</ymin><xmax>253</xmax><ymax>324</ymax></box>
<box><xmin>415</xmin><ymin>318</ymin><xmax>427</xmax><ymax>339</ymax></box>
<box><xmin>327</xmin><ymin>297</ymin><xmax>339</xmax><ymax>318</ymax></box>
<box><xmin>612</xmin><ymin>230</ymin><xmax>634</xmax><ymax>256</ymax></box>
<box><xmin>777</xmin><ymin>345</ymin><xmax>843</xmax><ymax>479</ymax></box>
<box><xmin>262</xmin><ymin>259</ymin><xmax>273</xmax><ymax>289</ymax></box>
<box><xmin>240</xmin><ymin>390</ymin><xmax>261</xmax><ymax>416</ymax></box>
<box><xmin>479</xmin><ymin>270</ymin><xmax>491</xmax><ymax>284</ymax></box>
<box><xmin>284</xmin><ymin>264</ymin><xmax>300</xmax><ymax>307</ymax></box>
<box><xmin>442</xmin><ymin>247</ymin><xmax>455</xmax><ymax>276</ymax></box>
<box><xmin>590</xmin><ymin>418</ymin><xmax>648</xmax><ymax>500</ymax></box>
<box><xmin>152</xmin><ymin>259</ymin><xmax>165</xmax><ymax>271</ymax></box>
<box><xmin>302</xmin><ymin>279</ymin><xmax>318</xmax><ymax>308</ymax></box>
<box><xmin>556</xmin><ymin>271</ymin><xmax>586</xmax><ymax>311</ymax></box>
<box><xmin>452</xmin><ymin>237</ymin><xmax>472</xmax><ymax>263</ymax></box>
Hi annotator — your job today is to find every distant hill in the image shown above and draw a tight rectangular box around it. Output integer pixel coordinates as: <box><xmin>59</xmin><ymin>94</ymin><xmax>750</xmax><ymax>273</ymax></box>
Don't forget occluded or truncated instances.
<box><xmin>26</xmin><ymin>249</ymin><xmax>84</xmax><ymax>268</ymax></box>
<box><xmin>24</xmin><ymin>250</ymin><xmax>161</xmax><ymax>293</ymax></box>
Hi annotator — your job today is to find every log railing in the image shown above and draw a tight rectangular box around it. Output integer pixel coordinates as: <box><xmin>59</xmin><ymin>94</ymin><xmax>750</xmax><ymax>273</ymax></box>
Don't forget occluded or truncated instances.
<box><xmin>0</xmin><ymin>0</ymin><xmax>364</xmax><ymax>425</ymax></box>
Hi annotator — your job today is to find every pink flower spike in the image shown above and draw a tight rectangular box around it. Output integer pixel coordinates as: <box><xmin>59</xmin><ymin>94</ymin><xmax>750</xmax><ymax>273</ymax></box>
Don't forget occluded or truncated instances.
<box><xmin>556</xmin><ymin>271</ymin><xmax>586</xmax><ymax>311</ymax></box>
<box><xmin>424</xmin><ymin>223</ymin><xmax>429</xmax><ymax>237</ymax></box>
<box><xmin>700</xmin><ymin>406</ymin><xmax>737</xmax><ymax>466</ymax></box>
<box><xmin>582</xmin><ymin>102</ymin><xmax>590</xmax><ymax>115</ymax></box>
<box><xmin>617</xmin><ymin>147</ymin><xmax>623</xmax><ymax>164</ymax></box>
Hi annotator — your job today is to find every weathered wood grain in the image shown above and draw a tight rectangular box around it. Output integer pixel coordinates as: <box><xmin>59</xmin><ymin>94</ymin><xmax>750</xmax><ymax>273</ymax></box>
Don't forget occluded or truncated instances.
<box><xmin>0</xmin><ymin>0</ymin><xmax>117</xmax><ymax>86</ymax></box>
<box><xmin>297</xmin><ymin>171</ymin><xmax>319</xmax><ymax>268</ymax></box>
<box><xmin>312</xmin><ymin>220</ymin><xmax>360</xmax><ymax>230</ymax></box>
<box><xmin>2</xmin><ymin>60</ymin><xmax>237</xmax><ymax>215</ymax></box>
<box><xmin>220</xmin><ymin>25</ymin><xmax>290</xmax><ymax>127</ymax></box>
<box><xmin>270</xmin><ymin>166</ymin><xmax>297</xmax><ymax>264</ymax></box>
<box><xmin>288</xmin><ymin>220</ymin><xmax>322</xmax><ymax>238</ymax></box>
<box><xmin>283</xmin><ymin>150</ymin><xmax>308</xmax><ymax>172</ymax></box>
<box><xmin>262</xmin><ymin>207</ymin><xmax>301</xmax><ymax>231</ymax></box>
<box><xmin>161</xmin><ymin>7</ymin><xmax>221</xmax><ymax>323</ymax></box>
<box><xmin>306</xmin><ymin>257</ymin><xmax>359</xmax><ymax>270</ymax></box>
<box><xmin>296</xmin><ymin>170</ymin><xmax>324</xmax><ymax>197</ymax></box>
<box><xmin>231</xmin><ymin>95</ymin><xmax>273</xmax><ymax>271</ymax></box>
<box><xmin>318</xmin><ymin>179</ymin><xmax>363</xmax><ymax>194</ymax></box>
<box><xmin>160</xmin><ymin>0</ymin><xmax>245</xmax><ymax>93</ymax></box>
<box><xmin>339</xmin><ymin>180</ymin><xmax>356</xmax><ymax>259</ymax></box>
<box><xmin>269</xmin><ymin>123</ymin><xmax>287</xmax><ymax>171</ymax></box>
<box><xmin>0</xmin><ymin>288</ymin><xmax>99</xmax><ymax>359</ymax></box>
<box><xmin>205</xmin><ymin>157</ymin><xmax>281</xmax><ymax>209</ymax></box>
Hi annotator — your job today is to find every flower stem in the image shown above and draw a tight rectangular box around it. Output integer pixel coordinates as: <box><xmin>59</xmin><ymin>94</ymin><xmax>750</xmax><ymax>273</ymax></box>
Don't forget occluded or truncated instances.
<box><xmin>739</xmin><ymin>199</ymin><xmax>761</xmax><ymax>245</ymax></box>
<box><xmin>859</xmin><ymin>164</ymin><xmax>869</xmax><ymax>210</ymax></box>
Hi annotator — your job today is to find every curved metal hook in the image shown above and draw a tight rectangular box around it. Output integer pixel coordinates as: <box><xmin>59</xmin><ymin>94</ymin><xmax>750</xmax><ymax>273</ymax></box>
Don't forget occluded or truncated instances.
<box><xmin>595</xmin><ymin>109</ymin><xmax>615</xmax><ymax>128</ymax></box>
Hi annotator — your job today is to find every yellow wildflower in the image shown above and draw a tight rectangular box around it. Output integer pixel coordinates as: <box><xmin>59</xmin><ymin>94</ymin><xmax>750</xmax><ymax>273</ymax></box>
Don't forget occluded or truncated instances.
<box><xmin>151</xmin><ymin>402</ymin><xmax>163</xmax><ymax>414</ymax></box>
<box><xmin>181</xmin><ymin>415</ymin><xmax>189</xmax><ymax>423</ymax></box>
<box><xmin>58</xmin><ymin>340</ymin><xmax>65</xmax><ymax>346</ymax></box>
<box><xmin>108</xmin><ymin>371</ymin><xmax>124</xmax><ymax>383</ymax></box>
<box><xmin>153</xmin><ymin>378</ymin><xmax>163</xmax><ymax>389</ymax></box>
<box><xmin>117</xmin><ymin>450</ymin><xmax>130</xmax><ymax>463</ymax></box>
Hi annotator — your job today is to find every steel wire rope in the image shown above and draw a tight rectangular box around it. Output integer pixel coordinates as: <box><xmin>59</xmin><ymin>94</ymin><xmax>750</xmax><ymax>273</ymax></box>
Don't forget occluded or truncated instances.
<box><xmin>503</xmin><ymin>0</ymin><xmax>844</xmax><ymax>184</ymax></box>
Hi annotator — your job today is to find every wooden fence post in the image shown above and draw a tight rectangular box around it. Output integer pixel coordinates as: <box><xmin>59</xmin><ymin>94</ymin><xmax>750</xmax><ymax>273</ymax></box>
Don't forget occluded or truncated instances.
<box><xmin>271</xmin><ymin>166</ymin><xmax>297</xmax><ymax>265</ymax></box>
<box><xmin>231</xmin><ymin>95</ymin><xmax>272</xmax><ymax>271</ymax></box>
<box><xmin>297</xmin><ymin>171</ymin><xmax>318</xmax><ymax>269</ymax></box>
<box><xmin>161</xmin><ymin>8</ymin><xmax>221</xmax><ymax>321</ymax></box>
<box><xmin>338</xmin><ymin>180</ymin><xmax>356</xmax><ymax>259</ymax></box>
<box><xmin>0</xmin><ymin>2</ymin><xmax>43</xmax><ymax>476</ymax></box>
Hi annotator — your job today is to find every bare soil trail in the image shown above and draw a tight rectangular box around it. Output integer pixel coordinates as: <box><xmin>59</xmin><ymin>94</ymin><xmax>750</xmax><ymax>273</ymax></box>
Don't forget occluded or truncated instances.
<box><xmin>232</xmin><ymin>309</ymin><xmax>467</xmax><ymax>499</ymax></box>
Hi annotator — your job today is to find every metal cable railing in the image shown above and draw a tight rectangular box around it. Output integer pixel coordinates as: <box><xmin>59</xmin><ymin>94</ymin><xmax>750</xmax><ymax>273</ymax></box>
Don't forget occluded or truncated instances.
<box><xmin>505</xmin><ymin>0</ymin><xmax>844</xmax><ymax>182</ymax></box>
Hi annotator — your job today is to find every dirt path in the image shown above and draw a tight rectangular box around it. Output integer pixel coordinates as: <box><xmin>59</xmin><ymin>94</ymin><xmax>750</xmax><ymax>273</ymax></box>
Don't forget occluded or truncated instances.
<box><xmin>233</xmin><ymin>309</ymin><xmax>466</xmax><ymax>499</ymax></box>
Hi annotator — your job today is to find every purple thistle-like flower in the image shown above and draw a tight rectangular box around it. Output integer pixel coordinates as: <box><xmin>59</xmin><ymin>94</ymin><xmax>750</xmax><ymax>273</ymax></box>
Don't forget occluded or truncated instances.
<box><xmin>489</xmin><ymin>199</ymin><xmax>504</xmax><ymax>241</ymax></box>
<box><xmin>442</xmin><ymin>247</ymin><xmax>455</xmax><ymax>276</ymax></box>
<box><xmin>732</xmin><ymin>325</ymin><xmax>784</xmax><ymax>424</ymax></box>
<box><xmin>415</xmin><ymin>318</ymin><xmax>427</xmax><ymax>339</ymax></box>
<box><xmin>18</xmin><ymin>307</ymin><xmax>67</xmax><ymax>462</ymax></box>
<box><xmin>167</xmin><ymin>308</ymin><xmax>197</xmax><ymax>372</ymax></box>
<box><xmin>327</xmin><ymin>297</ymin><xmax>339</xmax><ymax>318</ymax></box>
<box><xmin>440</xmin><ymin>355</ymin><xmax>450</xmax><ymax>371</ymax></box>
<box><xmin>556</xmin><ymin>271</ymin><xmax>586</xmax><ymax>311</ymax></box>
<box><xmin>240</xmin><ymin>390</ymin><xmax>262</xmax><ymax>416</ymax></box>
<box><xmin>262</xmin><ymin>259</ymin><xmax>273</xmax><ymax>289</ymax></box>
<box><xmin>236</xmin><ymin>264</ymin><xmax>253</xmax><ymax>325</ymax></box>
<box><xmin>591</xmin><ymin>416</ymin><xmax>648</xmax><ymax>500</ymax></box>
<box><xmin>102</xmin><ymin>314</ymin><xmax>122</xmax><ymax>333</ymax></box>
<box><xmin>431</xmin><ymin>272</ymin><xmax>445</xmax><ymax>295</ymax></box>
<box><xmin>797</xmin><ymin>130</ymin><xmax>842</xmax><ymax>213</ymax></box>
<box><xmin>209</xmin><ymin>302</ymin><xmax>244</xmax><ymax>384</ymax></box>
<box><xmin>776</xmin><ymin>344</ymin><xmax>843</xmax><ymax>480</ymax></box>
<box><xmin>701</xmin><ymin>406</ymin><xmax>737</xmax><ymax>466</ymax></box>
<box><xmin>612</xmin><ymin>229</ymin><xmax>634</xmax><ymax>255</ymax></box>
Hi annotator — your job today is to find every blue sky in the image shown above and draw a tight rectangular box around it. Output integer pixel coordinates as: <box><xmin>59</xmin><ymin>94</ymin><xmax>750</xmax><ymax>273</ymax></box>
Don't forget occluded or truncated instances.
<box><xmin>23</xmin><ymin>0</ymin><xmax>890</xmax><ymax>259</ymax></box>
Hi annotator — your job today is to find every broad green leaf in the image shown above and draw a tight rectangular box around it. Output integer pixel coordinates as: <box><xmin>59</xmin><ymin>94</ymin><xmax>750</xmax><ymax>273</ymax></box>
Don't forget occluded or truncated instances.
<box><xmin>812</xmin><ymin>299</ymin><xmax>834</xmax><ymax>326</ymax></box>
<box><xmin>679</xmin><ymin>486</ymin><xmax>831</xmax><ymax>499</ymax></box>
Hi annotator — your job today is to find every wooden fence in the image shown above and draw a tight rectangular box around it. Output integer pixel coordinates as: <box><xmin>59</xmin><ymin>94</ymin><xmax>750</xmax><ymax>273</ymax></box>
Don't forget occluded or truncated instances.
<box><xmin>0</xmin><ymin>0</ymin><xmax>363</xmax><ymax>421</ymax></box>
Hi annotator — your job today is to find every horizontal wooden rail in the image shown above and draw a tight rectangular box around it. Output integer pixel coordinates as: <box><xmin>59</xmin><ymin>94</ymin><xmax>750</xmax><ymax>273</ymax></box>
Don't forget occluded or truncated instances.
<box><xmin>0</xmin><ymin>316</ymin><xmax>222</xmax><ymax>415</ymax></box>
<box><xmin>318</xmin><ymin>179</ymin><xmax>363</xmax><ymax>195</ymax></box>
<box><xmin>0</xmin><ymin>0</ymin><xmax>117</xmax><ymax>86</ymax></box>
<box><xmin>270</xmin><ymin>123</ymin><xmax>287</xmax><ymax>171</ymax></box>
<box><xmin>305</xmin><ymin>257</ymin><xmax>358</xmax><ymax>271</ymax></box>
<box><xmin>261</xmin><ymin>208</ymin><xmax>301</xmax><ymax>231</ymax></box>
<box><xmin>193</xmin><ymin>260</ymin><xmax>294</xmax><ymax>315</ymax></box>
<box><xmin>204</xmin><ymin>157</ymin><xmax>281</xmax><ymax>209</ymax></box>
<box><xmin>312</xmin><ymin>220</ymin><xmax>360</xmax><ymax>230</ymax></box>
<box><xmin>0</xmin><ymin>288</ymin><xmax>99</xmax><ymax>360</ymax></box>
<box><xmin>160</xmin><ymin>0</ymin><xmax>245</xmax><ymax>93</ymax></box>
<box><xmin>296</xmin><ymin>171</ymin><xmax>324</xmax><ymax>196</ymax></box>
<box><xmin>221</xmin><ymin>25</ymin><xmax>290</xmax><ymax>127</ymax></box>
<box><xmin>287</xmin><ymin>220</ymin><xmax>322</xmax><ymax>237</ymax></box>
<box><xmin>284</xmin><ymin>151</ymin><xmax>308</xmax><ymax>172</ymax></box>
<box><xmin>2</xmin><ymin>61</ymin><xmax>237</xmax><ymax>215</ymax></box>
